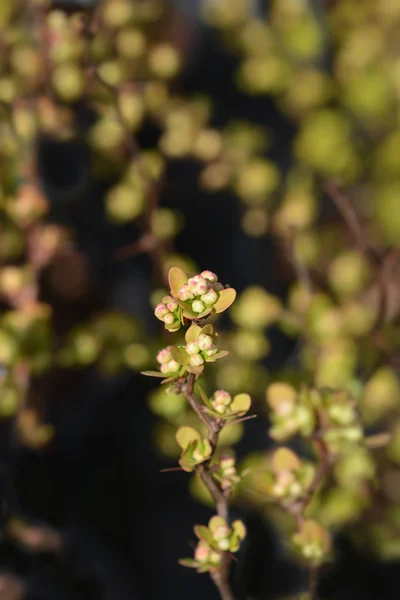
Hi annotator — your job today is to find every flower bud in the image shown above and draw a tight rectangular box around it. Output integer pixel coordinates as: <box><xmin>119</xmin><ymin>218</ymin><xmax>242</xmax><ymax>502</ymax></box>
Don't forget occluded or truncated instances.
<box><xmin>190</xmin><ymin>354</ymin><xmax>205</xmax><ymax>367</ymax></box>
<box><xmin>167</xmin><ymin>300</ymin><xmax>178</xmax><ymax>312</ymax></box>
<box><xmin>188</xmin><ymin>275</ymin><xmax>209</xmax><ymax>296</ymax></box>
<box><xmin>161</xmin><ymin>359</ymin><xmax>180</xmax><ymax>373</ymax></box>
<box><xmin>196</xmin><ymin>334</ymin><xmax>214</xmax><ymax>351</ymax></box>
<box><xmin>163</xmin><ymin>312</ymin><xmax>175</xmax><ymax>325</ymax></box>
<box><xmin>195</xmin><ymin>541</ymin><xmax>210</xmax><ymax>563</ymax></box>
<box><xmin>155</xmin><ymin>303</ymin><xmax>169</xmax><ymax>320</ymax></box>
<box><xmin>166</xmin><ymin>320</ymin><xmax>181</xmax><ymax>332</ymax></box>
<box><xmin>212</xmin><ymin>282</ymin><xmax>224</xmax><ymax>292</ymax></box>
<box><xmin>201</xmin><ymin>289</ymin><xmax>218</xmax><ymax>306</ymax></box>
<box><xmin>157</xmin><ymin>348</ymin><xmax>172</xmax><ymax>364</ymax></box>
<box><xmin>201</xmin><ymin>270</ymin><xmax>218</xmax><ymax>283</ymax></box>
<box><xmin>178</xmin><ymin>284</ymin><xmax>194</xmax><ymax>301</ymax></box>
<box><xmin>214</xmin><ymin>390</ymin><xmax>231</xmax><ymax>405</ymax></box>
<box><xmin>192</xmin><ymin>300</ymin><xmax>206</xmax><ymax>313</ymax></box>
<box><xmin>185</xmin><ymin>342</ymin><xmax>200</xmax><ymax>355</ymax></box>
<box><xmin>213</xmin><ymin>525</ymin><xmax>231</xmax><ymax>551</ymax></box>
<box><xmin>220</xmin><ymin>456</ymin><xmax>235</xmax><ymax>470</ymax></box>
<box><xmin>212</xmin><ymin>390</ymin><xmax>232</xmax><ymax>414</ymax></box>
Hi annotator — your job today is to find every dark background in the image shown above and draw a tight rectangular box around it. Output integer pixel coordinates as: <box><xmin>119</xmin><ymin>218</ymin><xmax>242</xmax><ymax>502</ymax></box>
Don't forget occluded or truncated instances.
<box><xmin>0</xmin><ymin>2</ymin><xmax>399</xmax><ymax>598</ymax></box>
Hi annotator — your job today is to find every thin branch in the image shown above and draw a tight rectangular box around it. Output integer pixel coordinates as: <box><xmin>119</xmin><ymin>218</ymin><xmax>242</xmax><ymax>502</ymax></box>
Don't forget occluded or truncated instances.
<box><xmin>325</xmin><ymin>181</ymin><xmax>370</xmax><ymax>257</ymax></box>
<box><xmin>181</xmin><ymin>373</ymin><xmax>236</xmax><ymax>600</ymax></box>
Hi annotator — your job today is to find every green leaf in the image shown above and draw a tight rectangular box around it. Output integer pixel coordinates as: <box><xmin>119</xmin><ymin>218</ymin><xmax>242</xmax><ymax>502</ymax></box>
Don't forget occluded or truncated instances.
<box><xmin>266</xmin><ymin>382</ymin><xmax>297</xmax><ymax>411</ymax></box>
<box><xmin>213</xmin><ymin>288</ymin><xmax>236</xmax><ymax>313</ymax></box>
<box><xmin>271</xmin><ymin>447</ymin><xmax>301</xmax><ymax>473</ymax></box>
<box><xmin>200</xmin><ymin>324</ymin><xmax>214</xmax><ymax>335</ymax></box>
<box><xmin>230</xmin><ymin>393</ymin><xmax>251</xmax><ymax>416</ymax></box>
<box><xmin>185</xmin><ymin>325</ymin><xmax>202</xmax><ymax>343</ymax></box>
<box><xmin>169</xmin><ymin>267</ymin><xmax>188</xmax><ymax>297</ymax></box>
<box><xmin>176</xmin><ymin>426</ymin><xmax>200</xmax><ymax>449</ymax></box>
<box><xmin>232</xmin><ymin>520</ymin><xmax>246</xmax><ymax>540</ymax></box>
<box><xmin>201</xmin><ymin>439</ymin><xmax>213</xmax><ymax>458</ymax></box>
<box><xmin>208</xmin><ymin>515</ymin><xmax>227</xmax><ymax>534</ymax></box>
<box><xmin>179</xmin><ymin>454</ymin><xmax>196</xmax><ymax>472</ymax></box>
<box><xmin>176</xmin><ymin>300</ymin><xmax>193</xmax><ymax>312</ymax></box>
<box><xmin>208</xmin><ymin>351</ymin><xmax>229</xmax><ymax>360</ymax></box>
<box><xmin>178</xmin><ymin>558</ymin><xmax>199</xmax><ymax>569</ymax></box>
<box><xmin>196</xmin><ymin>384</ymin><xmax>210</xmax><ymax>406</ymax></box>
<box><xmin>141</xmin><ymin>370</ymin><xmax>165</xmax><ymax>377</ymax></box>
<box><xmin>169</xmin><ymin>346</ymin><xmax>190</xmax><ymax>365</ymax></box>
<box><xmin>194</xmin><ymin>525</ymin><xmax>214</xmax><ymax>544</ymax></box>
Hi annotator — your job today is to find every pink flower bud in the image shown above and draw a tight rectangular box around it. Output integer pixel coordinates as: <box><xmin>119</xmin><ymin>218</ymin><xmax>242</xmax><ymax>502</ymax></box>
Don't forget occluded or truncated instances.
<box><xmin>177</xmin><ymin>284</ymin><xmax>194</xmax><ymax>301</ymax></box>
<box><xmin>155</xmin><ymin>303</ymin><xmax>169</xmax><ymax>320</ymax></box>
<box><xmin>188</xmin><ymin>275</ymin><xmax>209</xmax><ymax>296</ymax></box>
<box><xmin>157</xmin><ymin>348</ymin><xmax>172</xmax><ymax>364</ymax></box>
<box><xmin>220</xmin><ymin>456</ymin><xmax>235</xmax><ymax>470</ymax></box>
<box><xmin>196</xmin><ymin>334</ymin><xmax>214</xmax><ymax>351</ymax></box>
<box><xmin>201</xmin><ymin>270</ymin><xmax>218</xmax><ymax>283</ymax></box>
<box><xmin>212</xmin><ymin>282</ymin><xmax>224</xmax><ymax>292</ymax></box>
<box><xmin>195</xmin><ymin>542</ymin><xmax>210</xmax><ymax>563</ymax></box>
<box><xmin>201</xmin><ymin>289</ymin><xmax>218</xmax><ymax>306</ymax></box>
<box><xmin>213</xmin><ymin>390</ymin><xmax>232</xmax><ymax>409</ymax></box>
<box><xmin>167</xmin><ymin>300</ymin><xmax>178</xmax><ymax>312</ymax></box>
<box><xmin>163</xmin><ymin>312</ymin><xmax>175</xmax><ymax>325</ymax></box>
<box><xmin>190</xmin><ymin>354</ymin><xmax>204</xmax><ymax>367</ymax></box>
<box><xmin>161</xmin><ymin>359</ymin><xmax>180</xmax><ymax>373</ymax></box>
<box><xmin>192</xmin><ymin>300</ymin><xmax>206</xmax><ymax>313</ymax></box>
<box><xmin>185</xmin><ymin>342</ymin><xmax>200</xmax><ymax>355</ymax></box>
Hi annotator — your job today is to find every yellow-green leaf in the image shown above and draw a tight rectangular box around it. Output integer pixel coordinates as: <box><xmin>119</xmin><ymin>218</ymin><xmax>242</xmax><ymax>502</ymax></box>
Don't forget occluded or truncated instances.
<box><xmin>185</xmin><ymin>325</ymin><xmax>202</xmax><ymax>343</ymax></box>
<box><xmin>271</xmin><ymin>447</ymin><xmax>301</xmax><ymax>473</ymax></box>
<box><xmin>176</xmin><ymin>426</ymin><xmax>200</xmax><ymax>449</ymax></box>
<box><xmin>169</xmin><ymin>266</ymin><xmax>188</xmax><ymax>297</ymax></box>
<box><xmin>230</xmin><ymin>393</ymin><xmax>251</xmax><ymax>416</ymax></box>
<box><xmin>214</xmin><ymin>288</ymin><xmax>236</xmax><ymax>313</ymax></box>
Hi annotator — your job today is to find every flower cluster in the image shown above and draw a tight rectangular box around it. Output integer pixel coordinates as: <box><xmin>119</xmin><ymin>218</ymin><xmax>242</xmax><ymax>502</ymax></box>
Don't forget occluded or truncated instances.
<box><xmin>154</xmin><ymin>296</ymin><xmax>181</xmax><ymax>332</ymax></box>
<box><xmin>266</xmin><ymin>383</ymin><xmax>315</xmax><ymax>440</ymax></box>
<box><xmin>213</xmin><ymin>455</ymin><xmax>241</xmax><ymax>493</ymax></box>
<box><xmin>154</xmin><ymin>267</ymin><xmax>236</xmax><ymax>331</ymax></box>
<box><xmin>143</xmin><ymin>324</ymin><xmax>229</xmax><ymax>380</ymax></box>
<box><xmin>266</xmin><ymin>383</ymin><xmax>362</xmax><ymax>452</ymax></box>
<box><xmin>198</xmin><ymin>386</ymin><xmax>251</xmax><ymax>420</ymax></box>
<box><xmin>260</xmin><ymin>448</ymin><xmax>315</xmax><ymax>503</ymax></box>
<box><xmin>179</xmin><ymin>516</ymin><xmax>246</xmax><ymax>573</ymax></box>
<box><xmin>176</xmin><ymin>426</ymin><xmax>212</xmax><ymax>472</ymax></box>
<box><xmin>292</xmin><ymin>520</ymin><xmax>331</xmax><ymax>565</ymax></box>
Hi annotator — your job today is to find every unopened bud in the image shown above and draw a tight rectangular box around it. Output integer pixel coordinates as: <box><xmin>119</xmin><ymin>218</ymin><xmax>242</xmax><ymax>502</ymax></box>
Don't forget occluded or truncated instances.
<box><xmin>201</xmin><ymin>289</ymin><xmax>218</xmax><ymax>306</ymax></box>
<box><xmin>185</xmin><ymin>342</ymin><xmax>200</xmax><ymax>355</ymax></box>
<box><xmin>196</xmin><ymin>334</ymin><xmax>214</xmax><ymax>351</ymax></box>
<box><xmin>163</xmin><ymin>312</ymin><xmax>175</xmax><ymax>325</ymax></box>
<box><xmin>214</xmin><ymin>390</ymin><xmax>231</xmax><ymax>405</ymax></box>
<box><xmin>178</xmin><ymin>284</ymin><xmax>194</xmax><ymax>301</ymax></box>
<box><xmin>161</xmin><ymin>359</ymin><xmax>180</xmax><ymax>373</ymax></box>
<box><xmin>167</xmin><ymin>300</ymin><xmax>178</xmax><ymax>312</ymax></box>
<box><xmin>195</xmin><ymin>542</ymin><xmax>210</xmax><ymax>563</ymax></box>
<box><xmin>155</xmin><ymin>303</ymin><xmax>169</xmax><ymax>320</ymax></box>
<box><xmin>190</xmin><ymin>354</ymin><xmax>205</xmax><ymax>367</ymax></box>
<box><xmin>192</xmin><ymin>300</ymin><xmax>206</xmax><ymax>313</ymax></box>
<box><xmin>201</xmin><ymin>270</ymin><xmax>218</xmax><ymax>283</ymax></box>
<box><xmin>157</xmin><ymin>348</ymin><xmax>171</xmax><ymax>364</ymax></box>
<box><xmin>188</xmin><ymin>275</ymin><xmax>209</xmax><ymax>296</ymax></box>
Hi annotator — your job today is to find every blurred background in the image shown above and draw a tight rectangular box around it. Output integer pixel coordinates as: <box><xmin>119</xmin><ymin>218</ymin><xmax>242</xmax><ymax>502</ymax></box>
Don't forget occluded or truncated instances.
<box><xmin>0</xmin><ymin>0</ymin><xmax>399</xmax><ymax>598</ymax></box>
